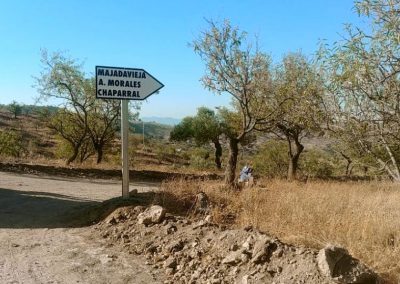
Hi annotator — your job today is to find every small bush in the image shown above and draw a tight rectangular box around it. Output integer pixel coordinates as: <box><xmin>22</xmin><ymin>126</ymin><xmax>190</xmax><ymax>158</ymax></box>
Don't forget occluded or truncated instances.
<box><xmin>54</xmin><ymin>136</ymin><xmax>94</xmax><ymax>163</ymax></box>
<box><xmin>300</xmin><ymin>148</ymin><xmax>335</xmax><ymax>178</ymax></box>
<box><xmin>0</xmin><ymin>130</ymin><xmax>25</xmax><ymax>157</ymax></box>
<box><xmin>253</xmin><ymin>140</ymin><xmax>287</xmax><ymax>178</ymax></box>
<box><xmin>54</xmin><ymin>137</ymin><xmax>74</xmax><ymax>160</ymax></box>
<box><xmin>188</xmin><ymin>147</ymin><xmax>214</xmax><ymax>170</ymax></box>
<box><xmin>155</xmin><ymin>144</ymin><xmax>176</xmax><ymax>162</ymax></box>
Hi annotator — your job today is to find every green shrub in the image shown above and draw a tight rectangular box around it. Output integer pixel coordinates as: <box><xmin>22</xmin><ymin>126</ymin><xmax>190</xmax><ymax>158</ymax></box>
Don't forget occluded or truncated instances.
<box><xmin>0</xmin><ymin>130</ymin><xmax>25</xmax><ymax>157</ymax></box>
<box><xmin>54</xmin><ymin>136</ymin><xmax>94</xmax><ymax>163</ymax></box>
<box><xmin>155</xmin><ymin>144</ymin><xmax>176</xmax><ymax>161</ymax></box>
<box><xmin>54</xmin><ymin>137</ymin><xmax>74</xmax><ymax>160</ymax></box>
<box><xmin>252</xmin><ymin>140</ymin><xmax>288</xmax><ymax>178</ymax></box>
<box><xmin>188</xmin><ymin>147</ymin><xmax>214</xmax><ymax>170</ymax></box>
<box><xmin>300</xmin><ymin>148</ymin><xmax>335</xmax><ymax>178</ymax></box>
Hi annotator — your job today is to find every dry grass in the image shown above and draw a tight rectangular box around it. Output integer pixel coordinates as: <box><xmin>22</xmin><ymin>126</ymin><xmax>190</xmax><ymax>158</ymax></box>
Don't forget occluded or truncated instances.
<box><xmin>160</xmin><ymin>178</ymin><xmax>400</xmax><ymax>282</ymax></box>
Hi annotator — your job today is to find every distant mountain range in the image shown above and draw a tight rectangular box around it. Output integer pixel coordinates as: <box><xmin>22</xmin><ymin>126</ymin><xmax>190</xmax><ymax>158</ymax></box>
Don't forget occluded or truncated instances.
<box><xmin>141</xmin><ymin>116</ymin><xmax>181</xmax><ymax>126</ymax></box>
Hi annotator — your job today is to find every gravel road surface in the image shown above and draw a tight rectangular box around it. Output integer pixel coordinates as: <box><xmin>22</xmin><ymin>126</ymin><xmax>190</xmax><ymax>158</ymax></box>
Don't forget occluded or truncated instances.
<box><xmin>0</xmin><ymin>171</ymin><xmax>161</xmax><ymax>284</ymax></box>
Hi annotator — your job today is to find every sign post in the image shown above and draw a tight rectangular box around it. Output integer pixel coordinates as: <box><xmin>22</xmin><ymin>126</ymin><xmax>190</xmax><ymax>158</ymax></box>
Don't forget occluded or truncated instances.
<box><xmin>121</xmin><ymin>100</ymin><xmax>129</xmax><ymax>198</ymax></box>
<box><xmin>95</xmin><ymin>66</ymin><xmax>164</xmax><ymax>199</ymax></box>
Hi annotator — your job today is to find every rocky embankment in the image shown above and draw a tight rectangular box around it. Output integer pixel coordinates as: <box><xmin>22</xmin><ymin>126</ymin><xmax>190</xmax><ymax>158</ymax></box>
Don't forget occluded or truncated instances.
<box><xmin>93</xmin><ymin>204</ymin><xmax>380</xmax><ymax>284</ymax></box>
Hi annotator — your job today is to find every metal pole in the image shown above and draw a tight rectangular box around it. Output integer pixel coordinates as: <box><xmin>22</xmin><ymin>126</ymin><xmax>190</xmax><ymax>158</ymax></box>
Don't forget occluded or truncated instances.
<box><xmin>142</xmin><ymin>120</ymin><xmax>145</xmax><ymax>149</ymax></box>
<box><xmin>121</xmin><ymin>100</ymin><xmax>129</xmax><ymax>199</ymax></box>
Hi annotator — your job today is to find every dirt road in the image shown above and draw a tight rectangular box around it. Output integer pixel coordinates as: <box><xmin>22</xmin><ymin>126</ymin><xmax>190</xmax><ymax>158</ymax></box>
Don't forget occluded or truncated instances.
<box><xmin>0</xmin><ymin>171</ymin><xmax>161</xmax><ymax>284</ymax></box>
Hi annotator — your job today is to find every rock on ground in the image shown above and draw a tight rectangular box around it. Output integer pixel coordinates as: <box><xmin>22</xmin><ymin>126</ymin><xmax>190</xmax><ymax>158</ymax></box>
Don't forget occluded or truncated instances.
<box><xmin>137</xmin><ymin>205</ymin><xmax>166</xmax><ymax>225</ymax></box>
<box><xmin>318</xmin><ymin>244</ymin><xmax>379</xmax><ymax>284</ymax></box>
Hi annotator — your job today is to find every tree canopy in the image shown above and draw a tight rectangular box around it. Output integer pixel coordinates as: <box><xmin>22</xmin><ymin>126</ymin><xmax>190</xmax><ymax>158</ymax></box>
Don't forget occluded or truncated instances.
<box><xmin>193</xmin><ymin>20</ymin><xmax>276</xmax><ymax>185</ymax></box>
<box><xmin>319</xmin><ymin>0</ymin><xmax>400</xmax><ymax>181</ymax></box>
<box><xmin>36</xmin><ymin>50</ymin><xmax>138</xmax><ymax>164</ymax></box>
<box><xmin>272</xmin><ymin>53</ymin><xmax>325</xmax><ymax>180</ymax></box>
<box><xmin>171</xmin><ymin>107</ymin><xmax>223</xmax><ymax>168</ymax></box>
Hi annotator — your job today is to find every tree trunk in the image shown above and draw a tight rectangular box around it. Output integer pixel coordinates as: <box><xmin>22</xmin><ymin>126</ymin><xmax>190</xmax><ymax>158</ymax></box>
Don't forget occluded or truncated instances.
<box><xmin>340</xmin><ymin>152</ymin><xmax>353</xmax><ymax>176</ymax></box>
<box><xmin>96</xmin><ymin>146</ymin><xmax>104</xmax><ymax>164</ymax></box>
<box><xmin>225</xmin><ymin>137</ymin><xmax>239</xmax><ymax>186</ymax></box>
<box><xmin>66</xmin><ymin>146</ymin><xmax>79</xmax><ymax>165</ymax></box>
<box><xmin>213</xmin><ymin>139</ymin><xmax>222</xmax><ymax>169</ymax></box>
<box><xmin>358</xmin><ymin>137</ymin><xmax>400</xmax><ymax>181</ymax></box>
<box><xmin>287</xmin><ymin>138</ymin><xmax>304</xmax><ymax>181</ymax></box>
<box><xmin>381</xmin><ymin>134</ymin><xmax>400</xmax><ymax>181</ymax></box>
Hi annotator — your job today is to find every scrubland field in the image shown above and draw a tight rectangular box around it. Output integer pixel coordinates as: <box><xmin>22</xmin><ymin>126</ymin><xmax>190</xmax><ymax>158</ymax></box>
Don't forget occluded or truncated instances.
<box><xmin>2</xmin><ymin>108</ymin><xmax>400</xmax><ymax>282</ymax></box>
<box><xmin>161</xmin><ymin>178</ymin><xmax>400</xmax><ymax>282</ymax></box>
<box><xmin>1</xmin><ymin>109</ymin><xmax>400</xmax><ymax>281</ymax></box>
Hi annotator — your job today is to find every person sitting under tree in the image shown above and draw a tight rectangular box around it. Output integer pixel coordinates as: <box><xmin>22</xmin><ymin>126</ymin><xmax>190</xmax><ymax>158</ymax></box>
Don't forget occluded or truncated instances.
<box><xmin>239</xmin><ymin>163</ymin><xmax>254</xmax><ymax>186</ymax></box>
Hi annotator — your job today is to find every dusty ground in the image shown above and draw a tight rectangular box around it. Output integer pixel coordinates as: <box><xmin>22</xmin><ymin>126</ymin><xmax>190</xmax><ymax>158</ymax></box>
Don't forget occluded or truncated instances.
<box><xmin>0</xmin><ymin>171</ymin><xmax>162</xmax><ymax>284</ymax></box>
<box><xmin>0</xmin><ymin>170</ymin><xmax>381</xmax><ymax>284</ymax></box>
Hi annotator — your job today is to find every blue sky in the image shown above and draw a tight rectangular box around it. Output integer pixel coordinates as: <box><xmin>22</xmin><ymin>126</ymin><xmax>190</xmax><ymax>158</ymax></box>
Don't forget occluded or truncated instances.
<box><xmin>0</xmin><ymin>0</ymin><xmax>366</xmax><ymax>118</ymax></box>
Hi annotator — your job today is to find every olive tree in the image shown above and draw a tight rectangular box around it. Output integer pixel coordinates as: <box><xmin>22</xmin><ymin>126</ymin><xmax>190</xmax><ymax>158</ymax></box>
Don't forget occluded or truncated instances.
<box><xmin>272</xmin><ymin>53</ymin><xmax>325</xmax><ymax>180</ymax></box>
<box><xmin>36</xmin><ymin>51</ymin><xmax>92</xmax><ymax>164</ymax></box>
<box><xmin>36</xmin><ymin>50</ymin><xmax>130</xmax><ymax>164</ymax></box>
<box><xmin>86</xmin><ymin>79</ymin><xmax>121</xmax><ymax>164</ymax></box>
<box><xmin>193</xmin><ymin>20</ymin><xmax>275</xmax><ymax>186</ymax></box>
<box><xmin>319</xmin><ymin>0</ymin><xmax>400</xmax><ymax>181</ymax></box>
<box><xmin>8</xmin><ymin>101</ymin><xmax>22</xmax><ymax>119</ymax></box>
<box><xmin>171</xmin><ymin>107</ymin><xmax>223</xmax><ymax>168</ymax></box>
<box><xmin>48</xmin><ymin>109</ymin><xmax>89</xmax><ymax>164</ymax></box>
<box><xmin>170</xmin><ymin>117</ymin><xmax>195</xmax><ymax>142</ymax></box>
<box><xmin>192</xmin><ymin>107</ymin><xmax>223</xmax><ymax>168</ymax></box>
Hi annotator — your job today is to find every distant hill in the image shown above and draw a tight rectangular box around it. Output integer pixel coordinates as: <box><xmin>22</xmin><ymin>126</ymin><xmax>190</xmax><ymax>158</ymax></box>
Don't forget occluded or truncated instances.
<box><xmin>141</xmin><ymin>116</ymin><xmax>181</xmax><ymax>126</ymax></box>
<box><xmin>0</xmin><ymin>104</ymin><xmax>59</xmax><ymax>115</ymax></box>
<box><xmin>0</xmin><ymin>103</ymin><xmax>173</xmax><ymax>140</ymax></box>
<box><xmin>130</xmin><ymin>121</ymin><xmax>173</xmax><ymax>140</ymax></box>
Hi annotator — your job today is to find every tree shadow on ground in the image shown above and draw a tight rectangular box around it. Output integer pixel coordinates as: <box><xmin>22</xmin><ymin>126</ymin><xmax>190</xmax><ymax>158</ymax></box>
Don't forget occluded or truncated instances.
<box><xmin>0</xmin><ymin>187</ymin><xmax>156</xmax><ymax>229</ymax></box>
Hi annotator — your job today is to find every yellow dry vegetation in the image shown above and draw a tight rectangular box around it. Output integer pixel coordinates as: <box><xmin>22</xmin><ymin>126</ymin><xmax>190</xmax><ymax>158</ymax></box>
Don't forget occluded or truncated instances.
<box><xmin>160</xmin><ymin>178</ymin><xmax>400</xmax><ymax>282</ymax></box>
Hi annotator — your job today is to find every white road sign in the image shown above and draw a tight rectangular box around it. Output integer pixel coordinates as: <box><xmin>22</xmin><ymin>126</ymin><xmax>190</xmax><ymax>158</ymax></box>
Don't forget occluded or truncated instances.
<box><xmin>95</xmin><ymin>65</ymin><xmax>164</xmax><ymax>199</ymax></box>
<box><xmin>96</xmin><ymin>66</ymin><xmax>164</xmax><ymax>100</ymax></box>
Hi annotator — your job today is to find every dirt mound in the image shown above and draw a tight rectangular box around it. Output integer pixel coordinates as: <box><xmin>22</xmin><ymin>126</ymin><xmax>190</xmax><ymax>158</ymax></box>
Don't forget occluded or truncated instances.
<box><xmin>92</xmin><ymin>205</ymin><xmax>381</xmax><ymax>284</ymax></box>
<box><xmin>66</xmin><ymin>193</ymin><xmax>158</xmax><ymax>227</ymax></box>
